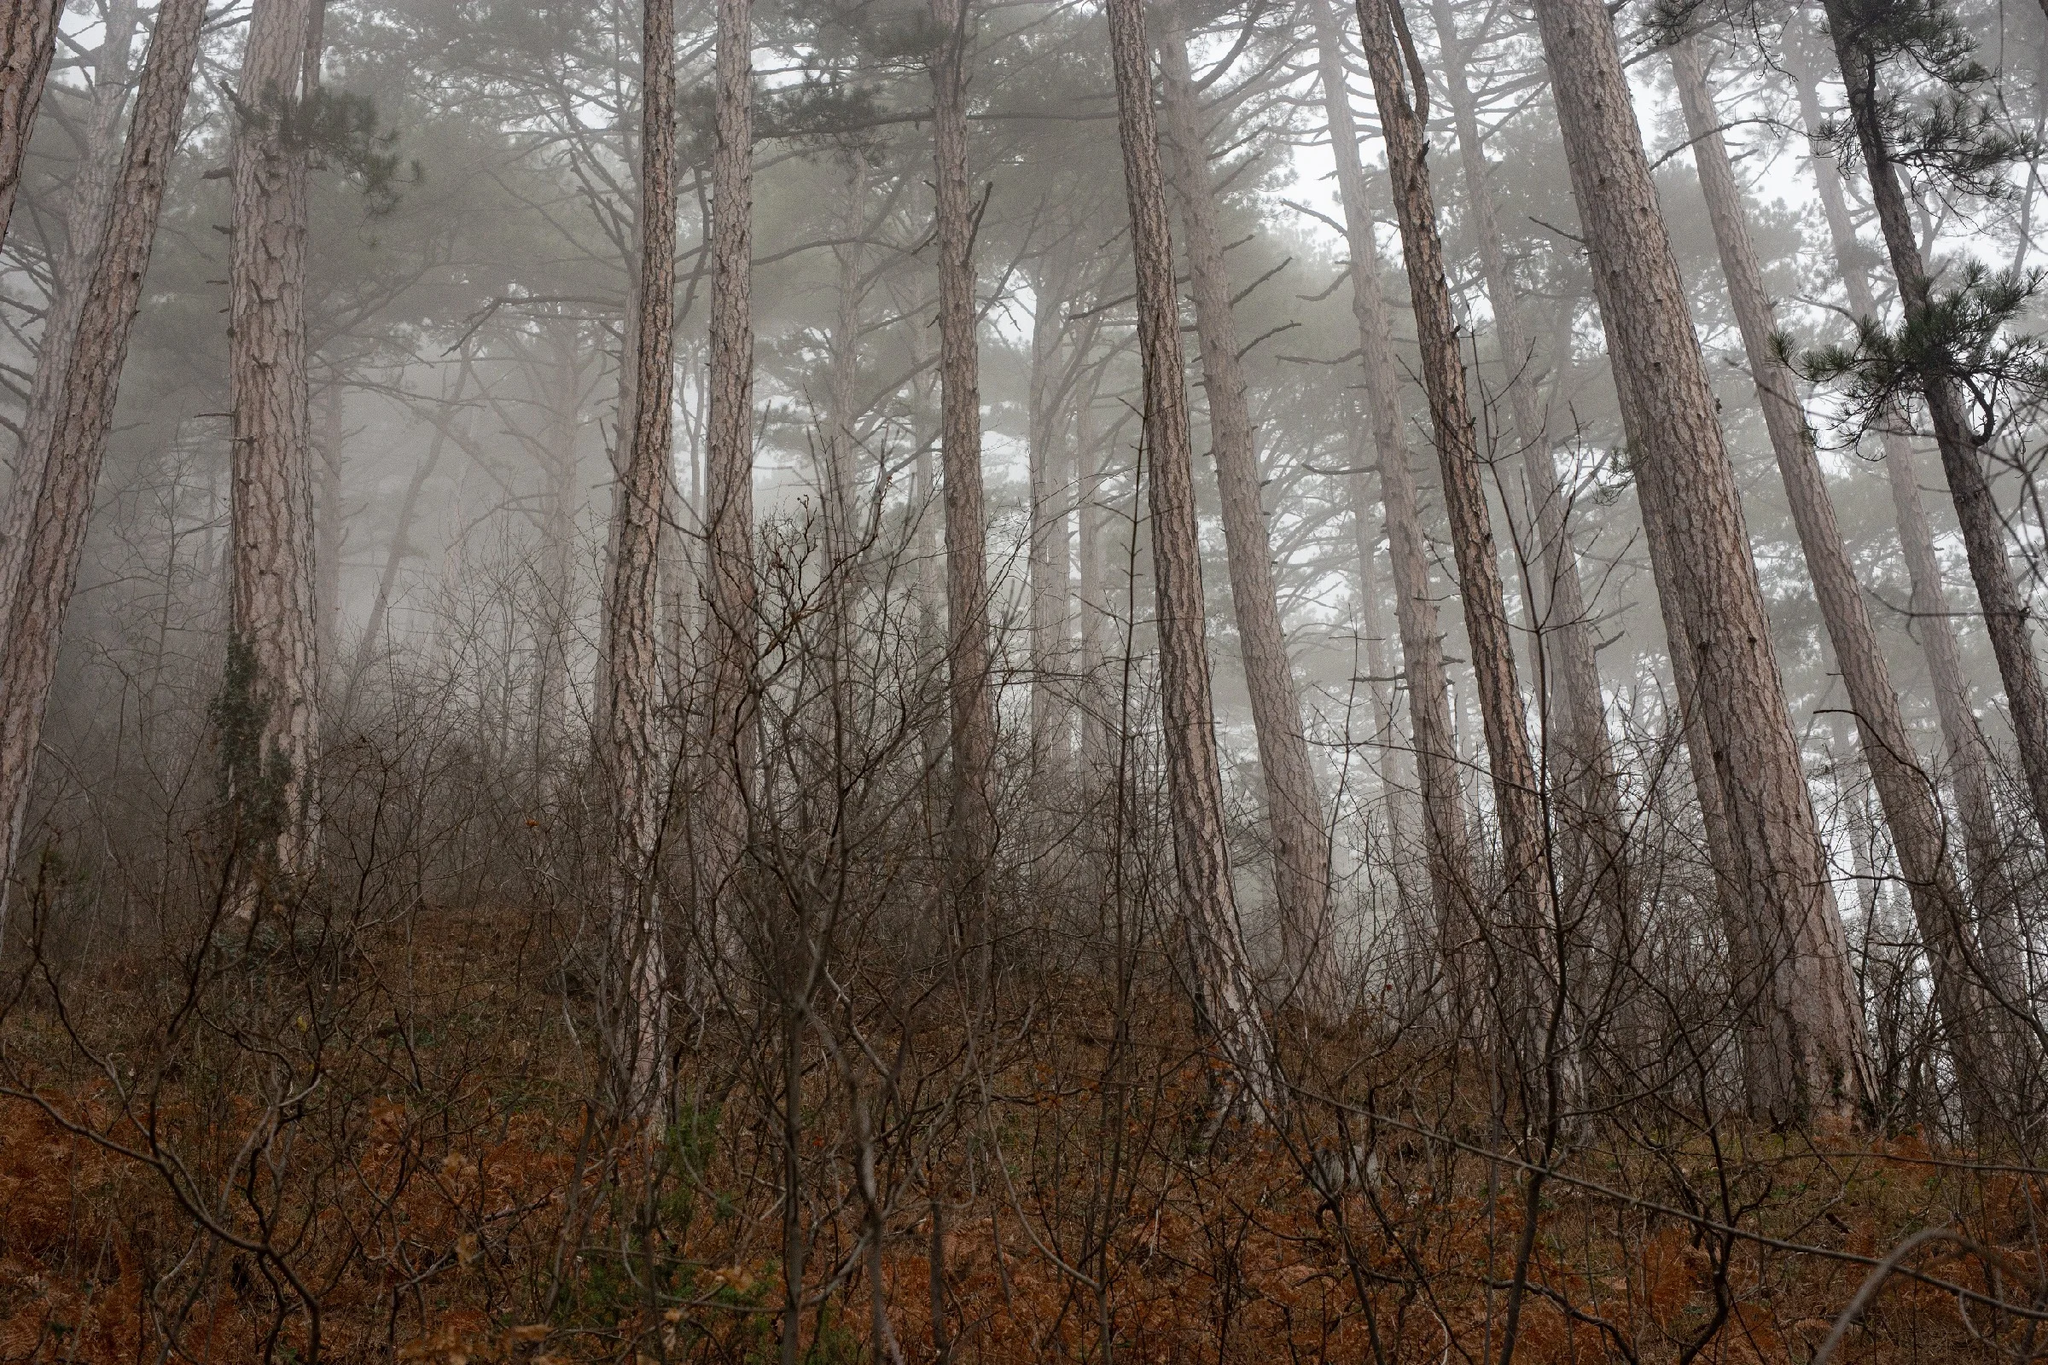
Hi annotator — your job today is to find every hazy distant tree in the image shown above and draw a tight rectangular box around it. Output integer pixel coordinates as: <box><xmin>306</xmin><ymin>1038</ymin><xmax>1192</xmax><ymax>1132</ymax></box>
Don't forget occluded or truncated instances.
<box><xmin>1528</xmin><ymin>0</ymin><xmax>1870</xmax><ymax>1119</ymax></box>
<box><xmin>1105</xmin><ymin>0</ymin><xmax>1274</xmax><ymax>1105</ymax></box>
<box><xmin>0</xmin><ymin>0</ymin><xmax>208</xmax><ymax>935</ymax></box>
<box><xmin>1156</xmin><ymin>14</ymin><xmax>1337</xmax><ymax>1017</ymax></box>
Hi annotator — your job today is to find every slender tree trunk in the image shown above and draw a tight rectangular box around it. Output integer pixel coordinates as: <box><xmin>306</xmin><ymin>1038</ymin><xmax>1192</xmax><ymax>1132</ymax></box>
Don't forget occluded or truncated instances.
<box><xmin>0</xmin><ymin>0</ymin><xmax>138</xmax><ymax>618</ymax></box>
<box><xmin>1672</xmin><ymin>34</ymin><xmax>1994</xmax><ymax>1125</ymax></box>
<box><xmin>929</xmin><ymin>0</ymin><xmax>997</xmax><ymax>993</ymax></box>
<box><xmin>0</xmin><ymin>0</ymin><xmax>58</xmax><ymax>257</ymax></box>
<box><xmin>313</xmin><ymin>380</ymin><xmax>345</xmax><ymax>679</ymax></box>
<box><xmin>1786</xmin><ymin>31</ymin><xmax>2015</xmax><ymax>941</ymax></box>
<box><xmin>1025</xmin><ymin>267</ymin><xmax>1074</xmax><ymax>792</ymax></box>
<box><xmin>1819</xmin><ymin>0</ymin><xmax>2048</xmax><ymax>855</ymax></box>
<box><xmin>1307</xmin><ymin>0</ymin><xmax>1474</xmax><ymax>1009</ymax></box>
<box><xmin>1104</xmin><ymin>0</ymin><xmax>1275</xmax><ymax>1107</ymax></box>
<box><xmin>1075</xmin><ymin>379</ymin><xmax>1115</xmax><ymax>782</ymax></box>
<box><xmin>599</xmin><ymin>0</ymin><xmax>679</xmax><ymax>1118</ymax></box>
<box><xmin>0</xmin><ymin>0</ymin><xmax>207</xmax><ymax>939</ymax></box>
<box><xmin>701</xmin><ymin>0</ymin><xmax>757</xmax><ymax>982</ymax></box>
<box><xmin>1528</xmin><ymin>0</ymin><xmax>1869</xmax><ymax>1120</ymax></box>
<box><xmin>1429</xmin><ymin>0</ymin><xmax>1626</xmax><ymax>940</ymax></box>
<box><xmin>1157</xmin><ymin>25</ymin><xmax>1339</xmax><ymax>1018</ymax></box>
<box><xmin>227</xmin><ymin>0</ymin><xmax>321</xmax><ymax>896</ymax></box>
<box><xmin>1355</xmin><ymin>0</ymin><xmax>1558</xmax><ymax>1082</ymax></box>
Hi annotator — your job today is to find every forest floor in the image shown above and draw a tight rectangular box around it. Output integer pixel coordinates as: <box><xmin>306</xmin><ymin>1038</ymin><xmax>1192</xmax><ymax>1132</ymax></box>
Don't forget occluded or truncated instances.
<box><xmin>0</xmin><ymin>903</ymin><xmax>2034</xmax><ymax>1363</ymax></box>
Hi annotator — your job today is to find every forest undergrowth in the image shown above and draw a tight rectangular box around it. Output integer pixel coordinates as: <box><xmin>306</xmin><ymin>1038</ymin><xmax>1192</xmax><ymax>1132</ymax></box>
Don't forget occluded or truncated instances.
<box><xmin>0</xmin><ymin>902</ymin><xmax>2035</xmax><ymax>1364</ymax></box>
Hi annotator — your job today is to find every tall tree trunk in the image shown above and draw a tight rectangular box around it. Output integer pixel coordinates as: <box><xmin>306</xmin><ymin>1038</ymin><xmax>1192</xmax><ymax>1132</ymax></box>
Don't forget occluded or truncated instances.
<box><xmin>929</xmin><ymin>0</ymin><xmax>997</xmax><ymax>993</ymax></box>
<box><xmin>1104</xmin><ymin>0</ymin><xmax>1275</xmax><ymax>1106</ymax></box>
<box><xmin>701</xmin><ymin>0</ymin><xmax>757</xmax><ymax>982</ymax></box>
<box><xmin>1527</xmin><ymin>0</ymin><xmax>1869</xmax><ymax>1120</ymax></box>
<box><xmin>599</xmin><ymin>0</ymin><xmax>679</xmax><ymax>1118</ymax></box>
<box><xmin>1355</xmin><ymin>0</ymin><xmax>1559</xmax><ymax>1082</ymax></box>
<box><xmin>1025</xmin><ymin>267</ymin><xmax>1072</xmax><ymax>792</ymax></box>
<box><xmin>1157</xmin><ymin>24</ymin><xmax>1339</xmax><ymax>1018</ymax></box>
<box><xmin>0</xmin><ymin>0</ymin><xmax>58</xmax><ymax>257</ymax></box>
<box><xmin>0</xmin><ymin>0</ymin><xmax>138</xmax><ymax>618</ymax></box>
<box><xmin>1671</xmin><ymin>34</ymin><xmax>1995</xmax><ymax>1126</ymax></box>
<box><xmin>1786</xmin><ymin>30</ymin><xmax>2015</xmax><ymax>951</ymax></box>
<box><xmin>227</xmin><ymin>0</ymin><xmax>321</xmax><ymax>896</ymax></box>
<box><xmin>1818</xmin><ymin>0</ymin><xmax>2048</xmax><ymax>855</ymax></box>
<box><xmin>0</xmin><ymin>0</ymin><xmax>207</xmax><ymax>939</ymax></box>
<box><xmin>1307</xmin><ymin>0</ymin><xmax>1475</xmax><ymax>1010</ymax></box>
<box><xmin>1428</xmin><ymin>0</ymin><xmax>1627</xmax><ymax>947</ymax></box>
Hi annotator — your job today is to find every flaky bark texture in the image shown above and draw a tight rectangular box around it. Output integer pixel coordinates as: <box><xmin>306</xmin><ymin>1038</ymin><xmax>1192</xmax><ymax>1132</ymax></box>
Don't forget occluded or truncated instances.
<box><xmin>1672</xmin><ymin>35</ymin><xmax>1994</xmax><ymax>1126</ymax></box>
<box><xmin>227</xmin><ymin>0</ymin><xmax>321</xmax><ymax>894</ymax></box>
<box><xmin>701</xmin><ymin>0</ymin><xmax>757</xmax><ymax>982</ymax></box>
<box><xmin>1817</xmin><ymin>3</ymin><xmax>2048</xmax><ymax>859</ymax></box>
<box><xmin>1528</xmin><ymin>0</ymin><xmax>1869</xmax><ymax>1120</ymax></box>
<box><xmin>1105</xmin><ymin>0</ymin><xmax>1275</xmax><ymax>1106</ymax></box>
<box><xmin>929</xmin><ymin>0</ymin><xmax>997</xmax><ymax>991</ymax></box>
<box><xmin>1307</xmin><ymin>0</ymin><xmax>1472</xmax><ymax>986</ymax></box>
<box><xmin>1355</xmin><ymin>0</ymin><xmax>1557</xmax><ymax>1070</ymax></box>
<box><xmin>1157</xmin><ymin>24</ymin><xmax>1338</xmax><ymax>1018</ymax></box>
<box><xmin>0</xmin><ymin>0</ymin><xmax>56</xmax><ymax>256</ymax></box>
<box><xmin>0</xmin><ymin>0</ymin><xmax>207</xmax><ymax>936</ymax></box>
<box><xmin>598</xmin><ymin>0</ymin><xmax>679</xmax><ymax>1116</ymax></box>
<box><xmin>0</xmin><ymin>0</ymin><xmax>138</xmax><ymax>623</ymax></box>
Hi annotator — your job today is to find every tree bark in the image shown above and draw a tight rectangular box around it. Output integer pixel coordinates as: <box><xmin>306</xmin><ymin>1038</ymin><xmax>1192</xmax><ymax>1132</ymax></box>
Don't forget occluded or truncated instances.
<box><xmin>1104</xmin><ymin>0</ymin><xmax>1275</xmax><ymax>1107</ymax></box>
<box><xmin>226</xmin><ymin>0</ymin><xmax>322</xmax><ymax>897</ymax></box>
<box><xmin>0</xmin><ymin>0</ymin><xmax>57</xmax><ymax>257</ymax></box>
<box><xmin>1307</xmin><ymin>0</ymin><xmax>1474</xmax><ymax>1007</ymax></box>
<box><xmin>929</xmin><ymin>0</ymin><xmax>997</xmax><ymax>994</ymax></box>
<box><xmin>1355</xmin><ymin>0</ymin><xmax>1557</xmax><ymax>1074</ymax></box>
<box><xmin>701</xmin><ymin>0</ymin><xmax>757</xmax><ymax>984</ymax></box>
<box><xmin>1672</xmin><ymin>34</ymin><xmax>1994</xmax><ymax>1125</ymax></box>
<box><xmin>0</xmin><ymin>0</ymin><xmax>207</xmax><ymax>937</ymax></box>
<box><xmin>1818</xmin><ymin>0</ymin><xmax>2048</xmax><ymax>857</ymax></box>
<box><xmin>1786</xmin><ymin>30</ymin><xmax>2013</xmax><ymax>929</ymax></box>
<box><xmin>1157</xmin><ymin>24</ymin><xmax>1339</xmax><ymax>1018</ymax></box>
<box><xmin>0</xmin><ymin>0</ymin><xmax>138</xmax><ymax>622</ymax></box>
<box><xmin>599</xmin><ymin>0</ymin><xmax>679</xmax><ymax>1117</ymax></box>
<box><xmin>1428</xmin><ymin>0</ymin><xmax>1626</xmax><ymax>939</ymax></box>
<box><xmin>1528</xmin><ymin>0</ymin><xmax>1869</xmax><ymax>1120</ymax></box>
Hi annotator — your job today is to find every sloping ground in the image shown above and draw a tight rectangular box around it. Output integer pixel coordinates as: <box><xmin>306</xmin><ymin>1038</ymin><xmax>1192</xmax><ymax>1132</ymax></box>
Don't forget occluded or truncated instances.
<box><xmin>0</xmin><ymin>905</ymin><xmax>2035</xmax><ymax>1363</ymax></box>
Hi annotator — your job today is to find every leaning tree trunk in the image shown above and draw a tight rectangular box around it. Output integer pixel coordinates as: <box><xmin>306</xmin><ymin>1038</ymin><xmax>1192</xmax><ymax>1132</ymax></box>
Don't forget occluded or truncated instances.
<box><xmin>1104</xmin><ymin>0</ymin><xmax>1276</xmax><ymax>1107</ymax></box>
<box><xmin>0</xmin><ymin>0</ymin><xmax>208</xmax><ymax>940</ymax></box>
<box><xmin>1307</xmin><ymin>0</ymin><xmax>1474</xmax><ymax>1011</ymax></box>
<box><xmin>0</xmin><ymin>0</ymin><xmax>57</xmax><ymax>257</ymax></box>
<box><xmin>1819</xmin><ymin>0</ymin><xmax>2048</xmax><ymax>859</ymax></box>
<box><xmin>0</xmin><ymin>0</ymin><xmax>138</xmax><ymax>620</ymax></box>
<box><xmin>929</xmin><ymin>0</ymin><xmax>997</xmax><ymax>994</ymax></box>
<box><xmin>1355</xmin><ymin>0</ymin><xmax>1559</xmax><ymax>1083</ymax></box>
<box><xmin>599</xmin><ymin>0</ymin><xmax>680</xmax><ymax>1120</ymax></box>
<box><xmin>1528</xmin><ymin>0</ymin><xmax>1869</xmax><ymax>1121</ymax></box>
<box><xmin>226</xmin><ymin>0</ymin><xmax>322</xmax><ymax>901</ymax></box>
<box><xmin>1671</xmin><ymin>33</ymin><xmax>1996</xmax><ymax>1127</ymax></box>
<box><xmin>1429</xmin><ymin>0</ymin><xmax>1626</xmax><ymax>945</ymax></box>
<box><xmin>1157</xmin><ymin>24</ymin><xmax>1339</xmax><ymax>1018</ymax></box>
